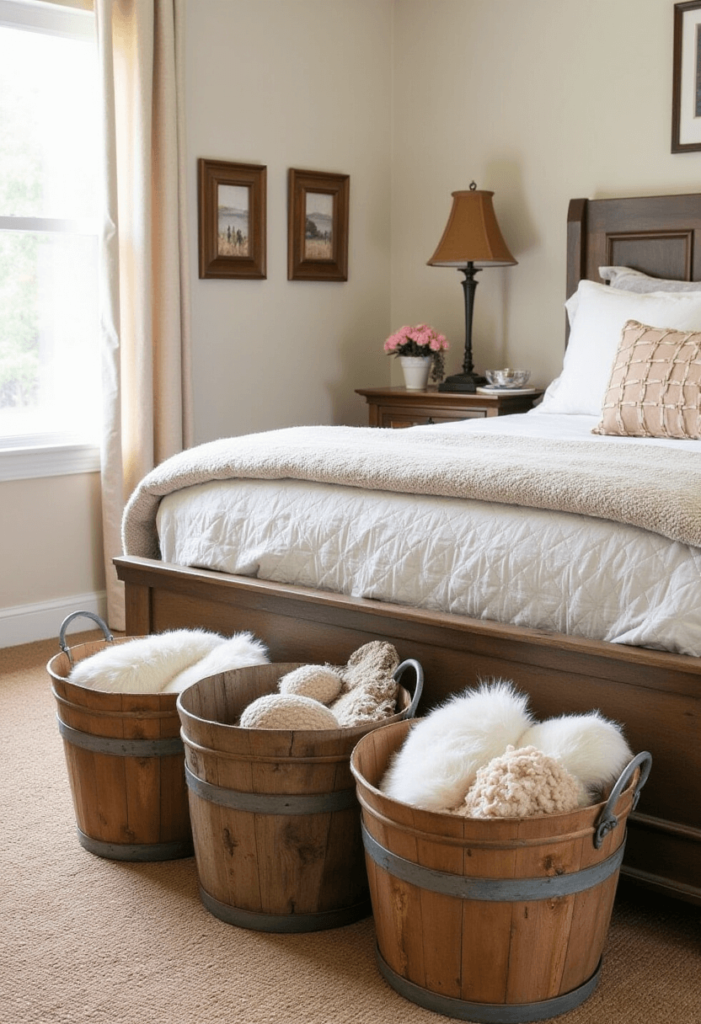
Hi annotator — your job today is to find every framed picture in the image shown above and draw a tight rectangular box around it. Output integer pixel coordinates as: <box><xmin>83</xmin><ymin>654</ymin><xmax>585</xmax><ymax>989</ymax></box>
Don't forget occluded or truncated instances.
<box><xmin>288</xmin><ymin>169</ymin><xmax>350</xmax><ymax>281</ymax></box>
<box><xmin>672</xmin><ymin>1</ymin><xmax>701</xmax><ymax>152</ymax></box>
<box><xmin>198</xmin><ymin>159</ymin><xmax>266</xmax><ymax>278</ymax></box>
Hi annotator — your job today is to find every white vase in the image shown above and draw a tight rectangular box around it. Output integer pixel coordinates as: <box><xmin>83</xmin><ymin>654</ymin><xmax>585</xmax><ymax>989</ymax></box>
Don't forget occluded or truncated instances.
<box><xmin>400</xmin><ymin>356</ymin><xmax>432</xmax><ymax>390</ymax></box>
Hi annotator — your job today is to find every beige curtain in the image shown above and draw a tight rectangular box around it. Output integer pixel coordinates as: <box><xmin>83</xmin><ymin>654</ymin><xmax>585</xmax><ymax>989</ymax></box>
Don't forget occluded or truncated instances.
<box><xmin>96</xmin><ymin>0</ymin><xmax>193</xmax><ymax>631</ymax></box>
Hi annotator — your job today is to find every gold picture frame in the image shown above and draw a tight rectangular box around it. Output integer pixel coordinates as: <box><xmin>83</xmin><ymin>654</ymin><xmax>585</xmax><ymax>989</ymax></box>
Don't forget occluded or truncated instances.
<box><xmin>288</xmin><ymin>168</ymin><xmax>349</xmax><ymax>281</ymax></box>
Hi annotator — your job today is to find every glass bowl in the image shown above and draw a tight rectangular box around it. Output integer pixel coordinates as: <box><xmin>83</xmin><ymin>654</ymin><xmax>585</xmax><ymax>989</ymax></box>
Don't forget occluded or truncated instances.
<box><xmin>484</xmin><ymin>368</ymin><xmax>531</xmax><ymax>388</ymax></box>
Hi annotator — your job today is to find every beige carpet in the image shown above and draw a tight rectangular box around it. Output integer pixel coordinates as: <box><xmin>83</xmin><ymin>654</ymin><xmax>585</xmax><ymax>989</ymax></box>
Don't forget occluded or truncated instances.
<box><xmin>1</xmin><ymin>633</ymin><xmax>699</xmax><ymax>1024</ymax></box>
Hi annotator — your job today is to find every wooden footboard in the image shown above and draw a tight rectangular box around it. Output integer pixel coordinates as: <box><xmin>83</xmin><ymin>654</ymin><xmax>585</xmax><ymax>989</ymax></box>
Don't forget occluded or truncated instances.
<box><xmin>115</xmin><ymin>555</ymin><xmax>701</xmax><ymax>905</ymax></box>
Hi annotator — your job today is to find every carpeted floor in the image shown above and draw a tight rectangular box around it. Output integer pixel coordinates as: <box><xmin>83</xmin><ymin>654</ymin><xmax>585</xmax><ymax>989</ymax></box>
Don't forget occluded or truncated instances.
<box><xmin>1</xmin><ymin>633</ymin><xmax>699</xmax><ymax>1024</ymax></box>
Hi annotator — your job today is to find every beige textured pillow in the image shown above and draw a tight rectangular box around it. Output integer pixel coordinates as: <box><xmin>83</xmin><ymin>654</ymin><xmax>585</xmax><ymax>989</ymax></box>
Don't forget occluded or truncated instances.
<box><xmin>594</xmin><ymin>320</ymin><xmax>701</xmax><ymax>439</ymax></box>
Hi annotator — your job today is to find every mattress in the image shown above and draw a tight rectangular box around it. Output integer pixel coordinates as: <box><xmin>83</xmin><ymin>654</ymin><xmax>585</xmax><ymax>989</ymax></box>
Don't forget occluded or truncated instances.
<box><xmin>155</xmin><ymin>412</ymin><xmax>701</xmax><ymax>657</ymax></box>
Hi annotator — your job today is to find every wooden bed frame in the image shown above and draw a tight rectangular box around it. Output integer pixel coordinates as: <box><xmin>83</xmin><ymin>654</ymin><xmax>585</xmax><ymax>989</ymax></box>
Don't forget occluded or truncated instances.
<box><xmin>115</xmin><ymin>192</ymin><xmax>701</xmax><ymax>906</ymax></box>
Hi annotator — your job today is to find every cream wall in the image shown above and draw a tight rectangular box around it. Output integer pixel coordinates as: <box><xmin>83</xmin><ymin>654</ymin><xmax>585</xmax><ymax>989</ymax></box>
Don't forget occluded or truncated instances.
<box><xmin>0</xmin><ymin>472</ymin><xmax>104</xmax><ymax>644</ymax></box>
<box><xmin>3</xmin><ymin>0</ymin><xmax>701</xmax><ymax>641</ymax></box>
<box><xmin>391</xmin><ymin>0</ymin><xmax>701</xmax><ymax>388</ymax></box>
<box><xmin>185</xmin><ymin>0</ymin><xmax>393</xmax><ymax>443</ymax></box>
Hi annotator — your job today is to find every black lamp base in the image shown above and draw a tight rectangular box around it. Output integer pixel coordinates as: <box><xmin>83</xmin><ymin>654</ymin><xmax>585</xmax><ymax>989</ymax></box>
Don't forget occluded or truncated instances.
<box><xmin>438</xmin><ymin>371</ymin><xmax>487</xmax><ymax>393</ymax></box>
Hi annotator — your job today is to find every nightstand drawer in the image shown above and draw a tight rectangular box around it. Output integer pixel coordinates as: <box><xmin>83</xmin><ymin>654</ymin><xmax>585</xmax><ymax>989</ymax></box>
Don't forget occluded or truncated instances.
<box><xmin>380</xmin><ymin>411</ymin><xmax>487</xmax><ymax>428</ymax></box>
<box><xmin>356</xmin><ymin>387</ymin><xmax>542</xmax><ymax>427</ymax></box>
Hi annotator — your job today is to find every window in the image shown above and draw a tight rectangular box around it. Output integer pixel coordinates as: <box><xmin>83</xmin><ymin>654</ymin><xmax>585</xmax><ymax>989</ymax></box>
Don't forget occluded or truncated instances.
<box><xmin>0</xmin><ymin>0</ymin><xmax>100</xmax><ymax>480</ymax></box>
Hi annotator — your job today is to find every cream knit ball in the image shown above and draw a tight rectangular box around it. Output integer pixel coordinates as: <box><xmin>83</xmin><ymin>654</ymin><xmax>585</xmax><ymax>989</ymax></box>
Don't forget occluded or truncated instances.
<box><xmin>278</xmin><ymin>665</ymin><xmax>343</xmax><ymax>704</ymax></box>
<box><xmin>239</xmin><ymin>693</ymin><xmax>340</xmax><ymax>730</ymax></box>
<box><xmin>459</xmin><ymin>745</ymin><xmax>585</xmax><ymax>818</ymax></box>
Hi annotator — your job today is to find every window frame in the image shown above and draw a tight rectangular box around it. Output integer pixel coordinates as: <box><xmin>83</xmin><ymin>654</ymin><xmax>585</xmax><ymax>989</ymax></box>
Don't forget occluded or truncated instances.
<box><xmin>0</xmin><ymin>0</ymin><xmax>100</xmax><ymax>481</ymax></box>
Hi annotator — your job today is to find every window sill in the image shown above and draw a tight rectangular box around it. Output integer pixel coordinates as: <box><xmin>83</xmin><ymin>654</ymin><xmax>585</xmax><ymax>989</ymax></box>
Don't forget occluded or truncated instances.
<box><xmin>0</xmin><ymin>443</ymin><xmax>100</xmax><ymax>482</ymax></box>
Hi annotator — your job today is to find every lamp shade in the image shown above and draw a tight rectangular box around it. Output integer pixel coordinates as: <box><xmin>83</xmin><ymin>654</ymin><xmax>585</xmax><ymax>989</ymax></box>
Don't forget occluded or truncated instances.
<box><xmin>427</xmin><ymin>188</ymin><xmax>517</xmax><ymax>268</ymax></box>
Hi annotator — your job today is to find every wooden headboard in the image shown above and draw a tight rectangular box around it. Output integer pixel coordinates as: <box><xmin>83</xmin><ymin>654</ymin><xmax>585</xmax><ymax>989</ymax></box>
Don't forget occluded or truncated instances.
<box><xmin>566</xmin><ymin>192</ymin><xmax>701</xmax><ymax>298</ymax></box>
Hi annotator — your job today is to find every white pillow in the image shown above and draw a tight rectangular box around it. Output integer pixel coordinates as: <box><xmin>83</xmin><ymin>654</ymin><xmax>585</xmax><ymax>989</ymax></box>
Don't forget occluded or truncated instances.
<box><xmin>538</xmin><ymin>280</ymin><xmax>701</xmax><ymax>416</ymax></box>
<box><xmin>599</xmin><ymin>266</ymin><xmax>701</xmax><ymax>294</ymax></box>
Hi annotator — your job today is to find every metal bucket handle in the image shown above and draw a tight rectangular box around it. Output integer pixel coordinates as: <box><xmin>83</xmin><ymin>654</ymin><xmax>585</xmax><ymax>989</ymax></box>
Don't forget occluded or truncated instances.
<box><xmin>58</xmin><ymin>611</ymin><xmax>113</xmax><ymax>666</ymax></box>
<box><xmin>393</xmin><ymin>659</ymin><xmax>424</xmax><ymax>719</ymax></box>
<box><xmin>593</xmin><ymin>750</ymin><xmax>652</xmax><ymax>849</ymax></box>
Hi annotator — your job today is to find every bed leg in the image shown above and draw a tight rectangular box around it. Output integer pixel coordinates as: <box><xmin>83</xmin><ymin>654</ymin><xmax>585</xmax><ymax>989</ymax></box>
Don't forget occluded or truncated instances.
<box><xmin>124</xmin><ymin>582</ymin><xmax>152</xmax><ymax>636</ymax></box>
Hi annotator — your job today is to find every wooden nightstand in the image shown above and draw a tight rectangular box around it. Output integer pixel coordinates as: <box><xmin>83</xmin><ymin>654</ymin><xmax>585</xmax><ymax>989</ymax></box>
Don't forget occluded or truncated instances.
<box><xmin>356</xmin><ymin>386</ymin><xmax>543</xmax><ymax>428</ymax></box>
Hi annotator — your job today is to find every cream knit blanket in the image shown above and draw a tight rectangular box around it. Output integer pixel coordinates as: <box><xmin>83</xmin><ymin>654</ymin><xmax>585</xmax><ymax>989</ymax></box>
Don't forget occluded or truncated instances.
<box><xmin>121</xmin><ymin>425</ymin><xmax>701</xmax><ymax>560</ymax></box>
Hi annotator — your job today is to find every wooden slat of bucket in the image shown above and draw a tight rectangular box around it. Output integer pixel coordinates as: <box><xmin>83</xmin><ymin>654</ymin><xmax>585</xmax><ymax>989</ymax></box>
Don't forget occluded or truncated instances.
<box><xmin>155</xmin><ymin>694</ymin><xmax>190</xmax><ymax>844</ymax></box>
<box><xmin>352</xmin><ymin>721</ymin><xmax>417</xmax><ymax>978</ymax></box>
<box><xmin>318</xmin><ymin>805</ymin><xmax>368</xmax><ymax>913</ymax></box>
<box><xmin>122</xmin><ymin>691</ymin><xmax>161</xmax><ymax>845</ymax></box>
<box><xmin>124</xmin><ymin>758</ymin><xmax>161</xmax><ymax>844</ymax></box>
<box><xmin>252</xmin><ymin>803</ymin><xmax>332</xmax><ymax>915</ymax></box>
<box><xmin>366</xmin><ymin>810</ymin><xmax>426</xmax><ymax>986</ymax></box>
<box><xmin>251</xmin><ymin>751</ymin><xmax>341</xmax><ymax>915</ymax></box>
<box><xmin>505</xmin><ymin>894</ymin><xmax>577</xmax><ymax>1004</ymax></box>
<box><xmin>88</xmin><ymin>746</ymin><xmax>130</xmax><ymax>842</ymax></box>
<box><xmin>459</xmin><ymin>819</ymin><xmax>519</xmax><ymax>1004</ymax></box>
<box><xmin>205</xmin><ymin>725</ymin><xmax>267</xmax><ymax>913</ymax></box>
<box><xmin>221</xmin><ymin>806</ymin><xmax>264</xmax><ymax>914</ymax></box>
<box><xmin>158</xmin><ymin>753</ymin><xmax>190</xmax><ymax>841</ymax></box>
<box><xmin>559</xmin><ymin>872</ymin><xmax>617</xmax><ymax>993</ymax></box>
<box><xmin>316</xmin><ymin>758</ymin><xmax>366</xmax><ymax>912</ymax></box>
<box><xmin>557</xmin><ymin>785</ymin><xmax>635</xmax><ymax>993</ymax></box>
<box><xmin>400</xmin><ymin>813</ymin><xmax>471</xmax><ymax>999</ymax></box>
<box><xmin>182</xmin><ymin>719</ymin><xmax>238</xmax><ymax>907</ymax></box>
<box><xmin>311</xmin><ymin>750</ymin><xmax>368</xmax><ymax>915</ymax></box>
<box><xmin>53</xmin><ymin>663</ymin><xmax>127</xmax><ymax>841</ymax></box>
<box><xmin>418</xmin><ymin>847</ymin><xmax>462</xmax><ymax>998</ymax></box>
<box><xmin>186</xmin><ymin>791</ymin><xmax>243</xmax><ymax>908</ymax></box>
<box><xmin>206</xmin><ymin>801</ymin><xmax>264</xmax><ymax>912</ymax></box>
<box><xmin>183</xmin><ymin>713</ymin><xmax>265</xmax><ymax>913</ymax></box>
<box><xmin>61</xmin><ymin>743</ymin><xmax>102</xmax><ymax>838</ymax></box>
<box><xmin>501</xmin><ymin>819</ymin><xmax>584</xmax><ymax>1004</ymax></box>
<box><xmin>461</xmin><ymin>899</ymin><xmax>514</xmax><ymax>1004</ymax></box>
<box><xmin>58</xmin><ymin>697</ymin><xmax>133</xmax><ymax>843</ymax></box>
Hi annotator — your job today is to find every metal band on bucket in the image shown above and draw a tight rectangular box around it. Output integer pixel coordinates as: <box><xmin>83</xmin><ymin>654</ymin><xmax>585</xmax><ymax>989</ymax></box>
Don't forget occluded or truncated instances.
<box><xmin>57</xmin><ymin>717</ymin><xmax>184</xmax><ymax>757</ymax></box>
<box><xmin>376</xmin><ymin>945</ymin><xmax>602</xmax><ymax>1023</ymax></box>
<box><xmin>198</xmin><ymin>885</ymin><xmax>371</xmax><ymax>933</ymax></box>
<box><xmin>76</xmin><ymin>827</ymin><xmax>193</xmax><ymax>862</ymax></box>
<box><xmin>185</xmin><ymin>763</ymin><xmax>357</xmax><ymax>815</ymax></box>
<box><xmin>362</xmin><ymin>823</ymin><xmax>625</xmax><ymax>901</ymax></box>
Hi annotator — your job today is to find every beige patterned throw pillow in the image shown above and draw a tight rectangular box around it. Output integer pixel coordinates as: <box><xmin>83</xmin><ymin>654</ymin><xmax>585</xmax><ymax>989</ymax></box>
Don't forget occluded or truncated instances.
<box><xmin>593</xmin><ymin>320</ymin><xmax>701</xmax><ymax>439</ymax></box>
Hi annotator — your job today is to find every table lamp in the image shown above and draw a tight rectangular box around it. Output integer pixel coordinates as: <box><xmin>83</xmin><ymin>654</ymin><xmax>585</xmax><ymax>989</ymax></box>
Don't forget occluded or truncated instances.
<box><xmin>428</xmin><ymin>183</ymin><xmax>517</xmax><ymax>392</ymax></box>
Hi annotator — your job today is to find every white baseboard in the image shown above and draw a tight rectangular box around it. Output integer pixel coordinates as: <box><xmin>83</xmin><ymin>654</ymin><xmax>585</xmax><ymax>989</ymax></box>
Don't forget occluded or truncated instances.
<box><xmin>0</xmin><ymin>591</ymin><xmax>108</xmax><ymax>649</ymax></box>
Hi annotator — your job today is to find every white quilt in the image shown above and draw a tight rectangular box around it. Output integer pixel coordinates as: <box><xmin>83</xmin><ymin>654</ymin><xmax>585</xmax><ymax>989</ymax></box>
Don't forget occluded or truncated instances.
<box><xmin>154</xmin><ymin>412</ymin><xmax>701</xmax><ymax>658</ymax></box>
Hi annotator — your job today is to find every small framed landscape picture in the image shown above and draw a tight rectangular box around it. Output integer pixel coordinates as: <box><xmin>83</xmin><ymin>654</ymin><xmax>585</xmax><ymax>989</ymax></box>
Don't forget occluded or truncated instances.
<box><xmin>198</xmin><ymin>159</ymin><xmax>267</xmax><ymax>278</ymax></box>
<box><xmin>288</xmin><ymin>168</ymin><xmax>349</xmax><ymax>281</ymax></box>
<box><xmin>672</xmin><ymin>1</ymin><xmax>701</xmax><ymax>152</ymax></box>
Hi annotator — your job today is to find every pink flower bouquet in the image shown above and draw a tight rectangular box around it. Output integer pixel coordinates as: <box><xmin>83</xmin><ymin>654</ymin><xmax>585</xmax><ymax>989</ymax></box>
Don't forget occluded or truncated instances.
<box><xmin>384</xmin><ymin>324</ymin><xmax>449</xmax><ymax>382</ymax></box>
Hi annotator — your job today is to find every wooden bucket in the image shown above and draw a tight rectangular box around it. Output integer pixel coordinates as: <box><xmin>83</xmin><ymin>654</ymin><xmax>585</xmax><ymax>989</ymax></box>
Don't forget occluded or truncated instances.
<box><xmin>350</xmin><ymin>719</ymin><xmax>652</xmax><ymax>1024</ymax></box>
<box><xmin>177</xmin><ymin>659</ymin><xmax>423</xmax><ymax>933</ymax></box>
<box><xmin>48</xmin><ymin>612</ymin><xmax>193</xmax><ymax>862</ymax></box>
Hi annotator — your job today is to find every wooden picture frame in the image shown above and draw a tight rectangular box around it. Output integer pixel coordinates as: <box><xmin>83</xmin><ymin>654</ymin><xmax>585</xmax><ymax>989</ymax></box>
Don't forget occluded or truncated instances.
<box><xmin>672</xmin><ymin>1</ymin><xmax>701</xmax><ymax>152</ymax></box>
<box><xmin>288</xmin><ymin>169</ymin><xmax>349</xmax><ymax>281</ymax></box>
<box><xmin>198</xmin><ymin>159</ymin><xmax>266</xmax><ymax>279</ymax></box>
